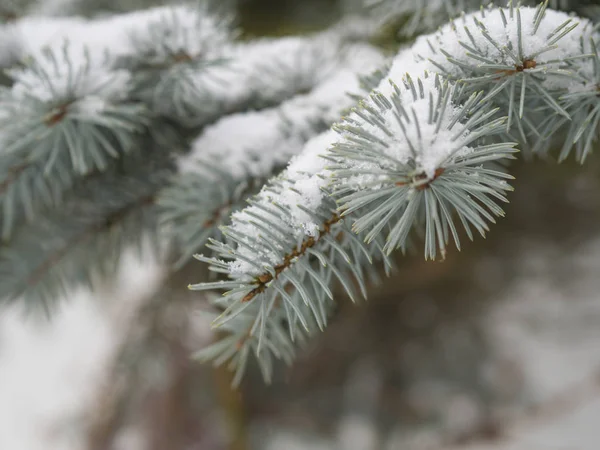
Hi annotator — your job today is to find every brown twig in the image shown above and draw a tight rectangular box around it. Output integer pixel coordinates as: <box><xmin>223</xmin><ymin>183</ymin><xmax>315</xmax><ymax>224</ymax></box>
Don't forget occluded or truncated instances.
<box><xmin>494</xmin><ymin>58</ymin><xmax>537</xmax><ymax>78</ymax></box>
<box><xmin>242</xmin><ymin>213</ymin><xmax>342</xmax><ymax>302</ymax></box>
<box><xmin>395</xmin><ymin>167</ymin><xmax>445</xmax><ymax>189</ymax></box>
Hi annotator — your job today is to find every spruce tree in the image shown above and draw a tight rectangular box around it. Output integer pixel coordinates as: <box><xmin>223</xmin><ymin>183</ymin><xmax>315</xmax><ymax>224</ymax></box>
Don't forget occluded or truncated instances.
<box><xmin>1</xmin><ymin>0</ymin><xmax>599</xmax><ymax>385</ymax></box>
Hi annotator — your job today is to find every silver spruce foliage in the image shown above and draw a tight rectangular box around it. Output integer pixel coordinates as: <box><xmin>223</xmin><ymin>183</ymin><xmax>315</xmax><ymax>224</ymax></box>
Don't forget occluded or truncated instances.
<box><xmin>0</xmin><ymin>2</ymin><xmax>375</xmax><ymax>305</ymax></box>
<box><xmin>1</xmin><ymin>0</ymin><xmax>600</xmax><ymax>384</ymax></box>
<box><xmin>194</xmin><ymin>1</ymin><xmax>600</xmax><ymax>383</ymax></box>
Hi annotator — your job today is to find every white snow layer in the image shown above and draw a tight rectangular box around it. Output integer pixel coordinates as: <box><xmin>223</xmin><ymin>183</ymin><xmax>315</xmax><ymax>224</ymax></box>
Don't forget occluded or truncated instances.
<box><xmin>0</xmin><ymin>4</ymin><xmax>230</xmax><ymax>68</ymax></box>
<box><xmin>8</xmin><ymin>56</ymin><xmax>131</xmax><ymax>107</ymax></box>
<box><xmin>343</xmin><ymin>76</ymin><xmax>472</xmax><ymax>182</ymax></box>
<box><xmin>0</xmin><ymin>4</ymin><xmax>372</xmax><ymax>107</ymax></box>
<box><xmin>385</xmin><ymin>7</ymin><xmax>594</xmax><ymax>93</ymax></box>
<box><xmin>179</xmin><ymin>33</ymin><xmax>351</xmax><ymax>123</ymax></box>
<box><xmin>181</xmin><ymin>43</ymin><xmax>385</xmax><ymax>179</ymax></box>
<box><xmin>226</xmin><ymin>75</ymin><xmax>466</xmax><ymax>277</ymax></box>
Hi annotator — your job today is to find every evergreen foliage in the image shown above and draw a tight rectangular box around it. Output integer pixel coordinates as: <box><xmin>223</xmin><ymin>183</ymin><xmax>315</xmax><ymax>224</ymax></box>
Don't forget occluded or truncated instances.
<box><xmin>1</xmin><ymin>0</ymin><xmax>599</xmax><ymax>384</ymax></box>
<box><xmin>193</xmin><ymin>1</ymin><xmax>600</xmax><ymax>384</ymax></box>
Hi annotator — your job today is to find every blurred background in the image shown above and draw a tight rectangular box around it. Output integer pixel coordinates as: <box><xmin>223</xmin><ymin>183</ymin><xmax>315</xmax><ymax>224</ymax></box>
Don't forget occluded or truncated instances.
<box><xmin>1</xmin><ymin>0</ymin><xmax>600</xmax><ymax>449</ymax></box>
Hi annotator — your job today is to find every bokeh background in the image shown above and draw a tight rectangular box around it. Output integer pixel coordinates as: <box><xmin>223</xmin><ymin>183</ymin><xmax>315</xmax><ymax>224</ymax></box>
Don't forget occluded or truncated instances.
<box><xmin>1</xmin><ymin>1</ymin><xmax>600</xmax><ymax>449</ymax></box>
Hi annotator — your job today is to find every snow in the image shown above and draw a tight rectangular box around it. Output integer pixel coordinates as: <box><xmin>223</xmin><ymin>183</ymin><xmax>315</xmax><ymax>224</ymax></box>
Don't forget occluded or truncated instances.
<box><xmin>182</xmin><ymin>33</ymin><xmax>349</xmax><ymax>118</ymax></box>
<box><xmin>224</xmin><ymin>75</ymin><xmax>473</xmax><ymax>277</ymax></box>
<box><xmin>0</xmin><ymin>16</ymin><xmax>86</xmax><ymax>67</ymax></box>
<box><xmin>385</xmin><ymin>7</ymin><xmax>594</xmax><ymax>93</ymax></box>
<box><xmin>342</xmin><ymin>75</ymin><xmax>472</xmax><ymax>181</ymax></box>
<box><xmin>8</xmin><ymin>53</ymin><xmax>131</xmax><ymax>106</ymax></box>
<box><xmin>180</xmin><ymin>43</ymin><xmax>384</xmax><ymax>179</ymax></box>
<box><xmin>0</xmin><ymin>4</ymin><xmax>232</xmax><ymax>70</ymax></box>
<box><xmin>217</xmin><ymin>5</ymin><xmax>600</xmax><ymax>281</ymax></box>
<box><xmin>183</xmin><ymin>110</ymin><xmax>297</xmax><ymax>179</ymax></box>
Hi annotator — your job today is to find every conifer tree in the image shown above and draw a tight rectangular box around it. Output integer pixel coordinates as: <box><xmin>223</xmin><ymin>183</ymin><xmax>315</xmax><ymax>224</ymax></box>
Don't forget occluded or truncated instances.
<box><xmin>1</xmin><ymin>0</ymin><xmax>599</xmax><ymax>384</ymax></box>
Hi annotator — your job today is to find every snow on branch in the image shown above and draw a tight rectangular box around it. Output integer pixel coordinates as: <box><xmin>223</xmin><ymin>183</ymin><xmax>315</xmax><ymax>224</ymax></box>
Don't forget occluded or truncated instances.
<box><xmin>188</xmin><ymin>123</ymin><xmax>394</xmax><ymax>382</ymax></box>
<box><xmin>0</xmin><ymin>3</ymin><xmax>230</xmax><ymax>67</ymax></box>
<box><xmin>383</xmin><ymin>2</ymin><xmax>597</xmax><ymax>151</ymax></box>
<box><xmin>1</xmin><ymin>4</ymin><xmax>379</xmax><ymax>128</ymax></box>
<box><xmin>192</xmin><ymin>3</ymin><xmax>600</xmax><ymax>383</ymax></box>
<box><xmin>0</xmin><ymin>44</ymin><xmax>150</xmax><ymax>240</ymax></box>
<box><xmin>328</xmin><ymin>75</ymin><xmax>517</xmax><ymax>259</ymax></box>
<box><xmin>157</xmin><ymin>43</ymin><xmax>385</xmax><ymax>265</ymax></box>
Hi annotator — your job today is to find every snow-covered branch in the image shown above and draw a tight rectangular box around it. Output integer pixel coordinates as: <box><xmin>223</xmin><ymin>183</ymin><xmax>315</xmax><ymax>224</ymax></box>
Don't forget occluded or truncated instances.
<box><xmin>158</xmin><ymin>43</ymin><xmax>385</xmax><ymax>265</ymax></box>
<box><xmin>193</xmin><ymin>3</ymin><xmax>600</xmax><ymax>382</ymax></box>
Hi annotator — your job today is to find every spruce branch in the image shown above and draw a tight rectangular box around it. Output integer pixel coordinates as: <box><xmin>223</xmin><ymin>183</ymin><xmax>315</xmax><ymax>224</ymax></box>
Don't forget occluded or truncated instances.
<box><xmin>0</xmin><ymin>145</ymin><xmax>173</xmax><ymax>308</ymax></box>
<box><xmin>4</xmin><ymin>0</ymin><xmax>599</xmax><ymax>388</ymax></box>
<box><xmin>0</xmin><ymin>44</ymin><xmax>151</xmax><ymax>239</ymax></box>
<box><xmin>110</xmin><ymin>3</ymin><xmax>236</xmax><ymax>125</ymax></box>
<box><xmin>189</xmin><ymin>128</ymin><xmax>393</xmax><ymax>383</ymax></box>
<box><xmin>191</xmin><ymin>200</ymin><xmax>390</xmax><ymax>385</ymax></box>
<box><xmin>552</xmin><ymin>34</ymin><xmax>600</xmax><ymax>162</ymax></box>
<box><xmin>192</xmin><ymin>3</ymin><xmax>600</xmax><ymax>384</ymax></box>
<box><xmin>157</xmin><ymin>43</ymin><xmax>385</xmax><ymax>266</ymax></box>
<box><xmin>328</xmin><ymin>75</ymin><xmax>517</xmax><ymax>259</ymax></box>
<box><xmin>398</xmin><ymin>2</ymin><xmax>596</xmax><ymax>147</ymax></box>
